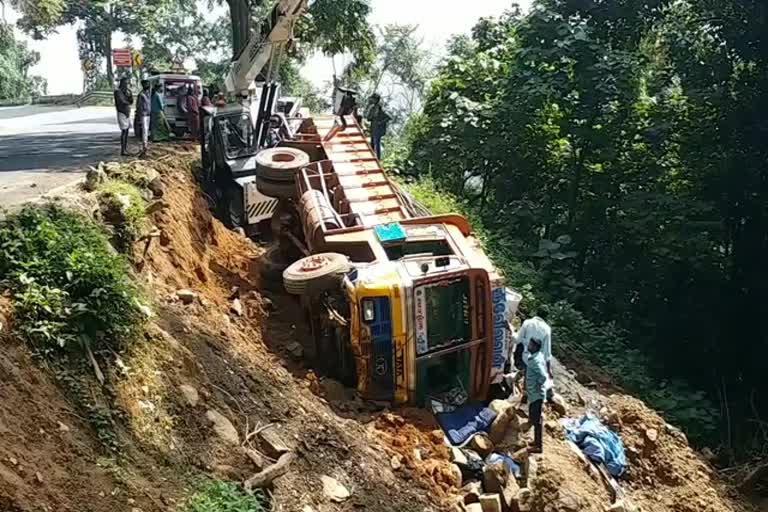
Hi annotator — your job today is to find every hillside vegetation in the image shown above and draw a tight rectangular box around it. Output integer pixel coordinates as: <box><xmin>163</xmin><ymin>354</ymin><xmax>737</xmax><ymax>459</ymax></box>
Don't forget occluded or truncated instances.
<box><xmin>394</xmin><ymin>0</ymin><xmax>768</xmax><ymax>457</ymax></box>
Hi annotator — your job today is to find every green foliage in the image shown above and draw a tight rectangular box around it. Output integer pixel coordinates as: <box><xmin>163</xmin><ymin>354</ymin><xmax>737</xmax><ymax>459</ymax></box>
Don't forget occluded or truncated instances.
<box><xmin>298</xmin><ymin>0</ymin><xmax>375</xmax><ymax>70</ymax></box>
<box><xmin>401</xmin><ymin>175</ymin><xmax>718</xmax><ymax>444</ymax></box>
<box><xmin>0</xmin><ymin>204</ymin><xmax>144</xmax><ymax>355</ymax></box>
<box><xmin>98</xmin><ymin>180</ymin><xmax>147</xmax><ymax>247</ymax></box>
<box><xmin>184</xmin><ymin>481</ymin><xmax>267</xmax><ymax>512</ymax></box>
<box><xmin>0</xmin><ymin>22</ymin><xmax>46</xmax><ymax>101</ymax></box>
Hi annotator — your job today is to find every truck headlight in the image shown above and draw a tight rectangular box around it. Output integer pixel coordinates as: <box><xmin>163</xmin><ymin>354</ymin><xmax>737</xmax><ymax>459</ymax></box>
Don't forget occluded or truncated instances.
<box><xmin>362</xmin><ymin>299</ymin><xmax>375</xmax><ymax>322</ymax></box>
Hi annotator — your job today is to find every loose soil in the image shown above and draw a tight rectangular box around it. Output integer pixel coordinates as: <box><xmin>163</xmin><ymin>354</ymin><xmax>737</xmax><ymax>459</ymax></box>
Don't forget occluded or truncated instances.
<box><xmin>0</xmin><ymin>145</ymin><xmax>755</xmax><ymax>512</ymax></box>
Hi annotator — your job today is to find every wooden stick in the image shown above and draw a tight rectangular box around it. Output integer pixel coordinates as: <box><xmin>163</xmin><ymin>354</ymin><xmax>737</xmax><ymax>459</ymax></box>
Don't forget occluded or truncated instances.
<box><xmin>244</xmin><ymin>451</ymin><xmax>295</xmax><ymax>491</ymax></box>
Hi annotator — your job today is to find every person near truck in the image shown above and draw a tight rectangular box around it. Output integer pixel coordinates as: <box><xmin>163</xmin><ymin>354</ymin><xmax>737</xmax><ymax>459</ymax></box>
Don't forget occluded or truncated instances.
<box><xmin>365</xmin><ymin>93</ymin><xmax>390</xmax><ymax>159</ymax></box>
<box><xmin>186</xmin><ymin>85</ymin><xmax>200</xmax><ymax>141</ymax></box>
<box><xmin>525</xmin><ymin>338</ymin><xmax>547</xmax><ymax>453</ymax></box>
<box><xmin>114</xmin><ymin>77</ymin><xmax>133</xmax><ymax>156</ymax></box>
<box><xmin>135</xmin><ymin>79</ymin><xmax>152</xmax><ymax>156</ymax></box>
<box><xmin>150</xmin><ymin>84</ymin><xmax>171</xmax><ymax>142</ymax></box>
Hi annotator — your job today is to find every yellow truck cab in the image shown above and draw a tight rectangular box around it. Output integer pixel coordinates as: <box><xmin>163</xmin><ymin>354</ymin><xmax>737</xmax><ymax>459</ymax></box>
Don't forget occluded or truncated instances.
<box><xmin>255</xmin><ymin>114</ymin><xmax>509</xmax><ymax>405</ymax></box>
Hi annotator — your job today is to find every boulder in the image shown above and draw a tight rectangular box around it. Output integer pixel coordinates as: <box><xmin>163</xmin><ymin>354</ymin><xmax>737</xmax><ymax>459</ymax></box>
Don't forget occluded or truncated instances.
<box><xmin>390</xmin><ymin>455</ymin><xmax>402</xmax><ymax>471</ymax></box>
<box><xmin>178</xmin><ymin>384</ymin><xmax>199</xmax><ymax>407</ymax></box>
<box><xmin>483</xmin><ymin>462</ymin><xmax>509</xmax><ymax>494</ymax></box>
<box><xmin>84</xmin><ymin>168</ymin><xmax>107</xmax><ymax>191</ymax></box>
<box><xmin>501</xmin><ymin>475</ymin><xmax>521</xmax><ymax>512</ymax></box>
<box><xmin>471</xmin><ymin>434</ymin><xmax>494</xmax><ymax>457</ymax></box>
<box><xmin>205</xmin><ymin>410</ymin><xmax>239</xmax><ymax>446</ymax></box>
<box><xmin>645</xmin><ymin>428</ymin><xmax>658</xmax><ymax>445</ymax></box>
<box><xmin>465</xmin><ymin>504</ymin><xmax>483</xmax><ymax>512</ymax></box>
<box><xmin>147</xmin><ymin>176</ymin><xmax>164</xmax><ymax>198</ymax></box>
<box><xmin>449</xmin><ymin>463</ymin><xmax>463</xmax><ymax>487</ymax></box>
<box><xmin>286</xmin><ymin>341</ymin><xmax>304</xmax><ymax>360</ymax></box>
<box><xmin>490</xmin><ymin>407</ymin><xmax>519</xmax><ymax>444</ymax></box>
<box><xmin>489</xmin><ymin>399</ymin><xmax>514</xmax><ymax>416</ymax></box>
<box><xmin>462</xmin><ymin>481</ymin><xmax>483</xmax><ymax>504</ymax></box>
<box><xmin>516</xmin><ymin>488</ymin><xmax>533</xmax><ymax>512</ymax></box>
<box><xmin>176</xmin><ymin>289</ymin><xmax>197</xmax><ymax>304</ymax></box>
<box><xmin>230</xmin><ymin>298</ymin><xmax>243</xmax><ymax>316</ymax></box>
<box><xmin>451</xmin><ymin>447</ymin><xmax>469</xmax><ymax>467</ymax></box>
<box><xmin>258</xmin><ymin>427</ymin><xmax>290</xmax><ymax>458</ymax></box>
<box><xmin>479</xmin><ymin>493</ymin><xmax>503</xmax><ymax>512</ymax></box>
<box><xmin>555</xmin><ymin>490</ymin><xmax>581</xmax><ymax>512</ymax></box>
<box><xmin>321</xmin><ymin>475</ymin><xmax>350</xmax><ymax>503</ymax></box>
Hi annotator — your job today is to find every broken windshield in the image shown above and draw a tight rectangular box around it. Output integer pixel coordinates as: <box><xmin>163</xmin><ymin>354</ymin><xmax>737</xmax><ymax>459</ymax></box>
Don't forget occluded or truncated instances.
<box><xmin>218</xmin><ymin>113</ymin><xmax>257</xmax><ymax>159</ymax></box>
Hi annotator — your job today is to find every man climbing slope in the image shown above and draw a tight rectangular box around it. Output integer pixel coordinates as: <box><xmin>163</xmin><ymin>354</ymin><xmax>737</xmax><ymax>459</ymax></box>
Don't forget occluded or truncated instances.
<box><xmin>526</xmin><ymin>338</ymin><xmax>547</xmax><ymax>453</ymax></box>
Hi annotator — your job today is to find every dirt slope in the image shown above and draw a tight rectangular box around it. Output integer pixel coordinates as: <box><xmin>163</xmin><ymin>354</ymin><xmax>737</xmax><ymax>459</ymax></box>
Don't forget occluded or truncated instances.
<box><xmin>0</xmin><ymin>145</ymin><xmax>754</xmax><ymax>512</ymax></box>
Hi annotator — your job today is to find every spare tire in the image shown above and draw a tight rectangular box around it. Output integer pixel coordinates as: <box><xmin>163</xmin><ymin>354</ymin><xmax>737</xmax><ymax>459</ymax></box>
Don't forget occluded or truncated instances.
<box><xmin>256</xmin><ymin>147</ymin><xmax>310</xmax><ymax>182</ymax></box>
<box><xmin>256</xmin><ymin>176</ymin><xmax>297</xmax><ymax>199</ymax></box>
<box><xmin>283</xmin><ymin>253</ymin><xmax>350</xmax><ymax>295</ymax></box>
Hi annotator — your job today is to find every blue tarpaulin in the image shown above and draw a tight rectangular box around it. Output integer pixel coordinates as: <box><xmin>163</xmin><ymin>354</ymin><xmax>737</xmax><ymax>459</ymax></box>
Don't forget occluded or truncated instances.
<box><xmin>435</xmin><ymin>403</ymin><xmax>496</xmax><ymax>446</ymax></box>
<box><xmin>562</xmin><ymin>414</ymin><xmax>627</xmax><ymax>477</ymax></box>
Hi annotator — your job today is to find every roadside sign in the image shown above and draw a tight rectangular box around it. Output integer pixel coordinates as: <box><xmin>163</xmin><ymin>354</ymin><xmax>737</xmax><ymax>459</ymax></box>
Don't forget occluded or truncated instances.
<box><xmin>82</xmin><ymin>59</ymin><xmax>94</xmax><ymax>71</ymax></box>
<box><xmin>132</xmin><ymin>51</ymin><xmax>143</xmax><ymax>69</ymax></box>
<box><xmin>112</xmin><ymin>48</ymin><xmax>132</xmax><ymax>67</ymax></box>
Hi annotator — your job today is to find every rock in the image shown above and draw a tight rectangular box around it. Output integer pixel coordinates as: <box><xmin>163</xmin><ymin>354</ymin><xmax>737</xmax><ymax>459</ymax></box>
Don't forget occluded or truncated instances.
<box><xmin>413</xmin><ymin>448</ymin><xmax>422</xmax><ymax>462</ymax></box>
<box><xmin>701</xmin><ymin>447</ymin><xmax>717</xmax><ymax>462</ymax></box>
<box><xmin>176</xmin><ymin>289</ymin><xmax>197</xmax><ymax>304</ymax></box>
<box><xmin>479</xmin><ymin>493</ymin><xmax>503</xmax><ymax>512</ymax></box>
<box><xmin>302</xmin><ymin>506</ymin><xmax>315</xmax><ymax>512</ymax></box>
<box><xmin>462</xmin><ymin>481</ymin><xmax>483</xmax><ymax>504</ymax></box>
<box><xmin>489</xmin><ymin>399</ymin><xmax>514</xmax><ymax>416</ymax></box>
<box><xmin>525</xmin><ymin>455</ymin><xmax>540</xmax><ymax>486</ymax></box>
<box><xmin>286</xmin><ymin>341</ymin><xmax>304</xmax><ymax>360</ymax></box>
<box><xmin>489</xmin><ymin>407</ymin><xmax>519</xmax><ymax>444</ymax></box>
<box><xmin>9</xmin><ymin>457</ymin><xmax>18</xmax><ymax>466</ymax></box>
<box><xmin>145</xmin><ymin>200</ymin><xmax>168</xmax><ymax>214</ymax></box>
<box><xmin>147</xmin><ymin>176</ymin><xmax>165</xmax><ymax>198</ymax></box>
<box><xmin>606</xmin><ymin>500</ymin><xmax>627</xmax><ymax>512</ymax></box>
<box><xmin>35</xmin><ymin>472</ymin><xmax>43</xmax><ymax>483</ymax></box>
<box><xmin>471</xmin><ymin>434</ymin><xmax>494</xmax><ymax>457</ymax></box>
<box><xmin>57</xmin><ymin>421</ymin><xmax>70</xmax><ymax>432</ymax></box>
<box><xmin>645</xmin><ymin>428</ymin><xmax>658</xmax><ymax>445</ymax></box>
<box><xmin>516</xmin><ymin>488</ymin><xmax>533</xmax><ymax>512</ymax></box>
<box><xmin>321</xmin><ymin>475</ymin><xmax>350</xmax><ymax>502</ymax></box>
<box><xmin>451</xmin><ymin>447</ymin><xmax>468</xmax><ymax>467</ymax></box>
<box><xmin>212</xmin><ymin>464</ymin><xmax>238</xmax><ymax>477</ymax></box>
<box><xmin>230</xmin><ymin>298</ymin><xmax>243</xmax><ymax>316</ymax></box>
<box><xmin>501</xmin><ymin>475</ymin><xmax>521</xmax><ymax>512</ymax></box>
<box><xmin>84</xmin><ymin>168</ymin><xmax>107</xmax><ymax>191</ymax></box>
<box><xmin>555</xmin><ymin>490</ymin><xmax>581</xmax><ymax>511</ymax></box>
<box><xmin>449</xmin><ymin>463</ymin><xmax>463</xmax><ymax>487</ymax></box>
<box><xmin>483</xmin><ymin>462</ymin><xmax>509</xmax><ymax>494</ymax></box>
<box><xmin>205</xmin><ymin>410</ymin><xmax>239</xmax><ymax>446</ymax></box>
<box><xmin>390</xmin><ymin>455</ymin><xmax>402</xmax><ymax>471</ymax></box>
<box><xmin>178</xmin><ymin>384</ymin><xmax>199</xmax><ymax>407</ymax></box>
<box><xmin>465</xmin><ymin>504</ymin><xmax>483</xmax><ymax>512</ymax></box>
<box><xmin>549</xmin><ymin>393</ymin><xmax>568</xmax><ymax>416</ymax></box>
<box><xmin>258</xmin><ymin>427</ymin><xmax>290</xmax><ymax>458</ymax></box>
<box><xmin>137</xmin><ymin>303</ymin><xmax>153</xmax><ymax>319</ymax></box>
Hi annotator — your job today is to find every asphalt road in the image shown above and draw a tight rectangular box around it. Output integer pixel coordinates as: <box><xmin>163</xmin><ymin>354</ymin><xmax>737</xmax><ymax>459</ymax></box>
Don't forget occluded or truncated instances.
<box><xmin>0</xmin><ymin>105</ymin><xmax>122</xmax><ymax>208</ymax></box>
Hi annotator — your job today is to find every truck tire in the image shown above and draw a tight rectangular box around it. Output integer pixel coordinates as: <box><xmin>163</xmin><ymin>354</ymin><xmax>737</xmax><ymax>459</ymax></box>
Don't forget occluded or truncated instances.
<box><xmin>256</xmin><ymin>177</ymin><xmax>297</xmax><ymax>199</ymax></box>
<box><xmin>256</xmin><ymin>147</ymin><xmax>310</xmax><ymax>182</ymax></box>
<box><xmin>283</xmin><ymin>253</ymin><xmax>350</xmax><ymax>295</ymax></box>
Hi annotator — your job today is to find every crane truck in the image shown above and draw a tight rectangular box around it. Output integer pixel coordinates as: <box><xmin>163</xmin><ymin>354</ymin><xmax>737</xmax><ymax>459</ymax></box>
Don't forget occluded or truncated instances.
<box><xmin>204</xmin><ymin>0</ymin><xmax>514</xmax><ymax>405</ymax></box>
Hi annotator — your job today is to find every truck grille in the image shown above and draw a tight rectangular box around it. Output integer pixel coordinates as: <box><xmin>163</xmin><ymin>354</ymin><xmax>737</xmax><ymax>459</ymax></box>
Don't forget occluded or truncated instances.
<box><xmin>367</xmin><ymin>297</ymin><xmax>394</xmax><ymax>399</ymax></box>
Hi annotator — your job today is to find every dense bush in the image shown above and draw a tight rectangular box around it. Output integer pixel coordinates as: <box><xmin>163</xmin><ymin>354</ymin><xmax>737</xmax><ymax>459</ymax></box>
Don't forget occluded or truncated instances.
<box><xmin>402</xmin><ymin>179</ymin><xmax>718</xmax><ymax>443</ymax></box>
<box><xmin>0</xmin><ymin>204</ymin><xmax>144</xmax><ymax>354</ymax></box>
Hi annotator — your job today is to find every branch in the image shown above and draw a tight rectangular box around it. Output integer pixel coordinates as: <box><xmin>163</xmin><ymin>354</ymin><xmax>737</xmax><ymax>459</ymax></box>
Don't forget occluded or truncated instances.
<box><xmin>243</xmin><ymin>451</ymin><xmax>294</xmax><ymax>491</ymax></box>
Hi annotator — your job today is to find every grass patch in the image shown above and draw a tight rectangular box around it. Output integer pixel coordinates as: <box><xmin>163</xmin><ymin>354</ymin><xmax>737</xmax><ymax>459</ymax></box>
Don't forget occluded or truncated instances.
<box><xmin>98</xmin><ymin>180</ymin><xmax>147</xmax><ymax>247</ymax></box>
<box><xmin>184</xmin><ymin>481</ymin><xmax>268</xmax><ymax>512</ymax></box>
<box><xmin>0</xmin><ymin>204</ymin><xmax>144</xmax><ymax>355</ymax></box>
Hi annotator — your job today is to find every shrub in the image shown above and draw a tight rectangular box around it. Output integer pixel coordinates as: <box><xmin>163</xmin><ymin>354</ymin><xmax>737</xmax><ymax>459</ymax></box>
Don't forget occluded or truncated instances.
<box><xmin>184</xmin><ymin>481</ymin><xmax>267</xmax><ymax>512</ymax></box>
<box><xmin>98</xmin><ymin>180</ymin><xmax>147</xmax><ymax>246</ymax></box>
<box><xmin>0</xmin><ymin>204</ymin><xmax>144</xmax><ymax>354</ymax></box>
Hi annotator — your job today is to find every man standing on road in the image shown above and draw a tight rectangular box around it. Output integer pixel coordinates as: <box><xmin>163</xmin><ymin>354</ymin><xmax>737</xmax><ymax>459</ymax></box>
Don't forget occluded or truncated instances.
<box><xmin>525</xmin><ymin>338</ymin><xmax>547</xmax><ymax>453</ymax></box>
<box><xmin>114</xmin><ymin>77</ymin><xmax>133</xmax><ymax>156</ymax></box>
<box><xmin>135</xmin><ymin>80</ymin><xmax>151</xmax><ymax>156</ymax></box>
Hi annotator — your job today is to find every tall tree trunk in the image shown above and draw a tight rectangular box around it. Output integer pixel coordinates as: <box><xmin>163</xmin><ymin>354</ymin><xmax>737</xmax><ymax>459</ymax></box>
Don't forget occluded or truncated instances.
<box><xmin>105</xmin><ymin>32</ymin><xmax>114</xmax><ymax>88</ymax></box>
<box><xmin>228</xmin><ymin>0</ymin><xmax>259</xmax><ymax>59</ymax></box>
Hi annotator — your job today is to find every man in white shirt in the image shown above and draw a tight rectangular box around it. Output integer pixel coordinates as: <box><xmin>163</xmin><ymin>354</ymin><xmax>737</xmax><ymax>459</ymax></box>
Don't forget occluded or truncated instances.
<box><xmin>512</xmin><ymin>307</ymin><xmax>556</xmax><ymax>402</ymax></box>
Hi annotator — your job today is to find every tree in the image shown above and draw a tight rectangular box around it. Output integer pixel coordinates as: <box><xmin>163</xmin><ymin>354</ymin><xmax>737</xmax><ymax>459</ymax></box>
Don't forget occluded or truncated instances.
<box><xmin>0</xmin><ymin>21</ymin><xmax>46</xmax><ymax>101</ymax></box>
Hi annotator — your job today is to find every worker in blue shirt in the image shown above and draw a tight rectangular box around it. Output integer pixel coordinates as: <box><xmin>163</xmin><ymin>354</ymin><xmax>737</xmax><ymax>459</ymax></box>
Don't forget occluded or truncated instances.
<box><xmin>526</xmin><ymin>337</ymin><xmax>547</xmax><ymax>453</ymax></box>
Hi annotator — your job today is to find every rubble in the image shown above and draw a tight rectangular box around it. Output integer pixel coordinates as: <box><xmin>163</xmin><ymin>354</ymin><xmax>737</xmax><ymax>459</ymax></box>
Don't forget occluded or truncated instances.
<box><xmin>258</xmin><ymin>427</ymin><xmax>290</xmax><ymax>459</ymax></box>
<box><xmin>321</xmin><ymin>475</ymin><xmax>350</xmax><ymax>502</ymax></box>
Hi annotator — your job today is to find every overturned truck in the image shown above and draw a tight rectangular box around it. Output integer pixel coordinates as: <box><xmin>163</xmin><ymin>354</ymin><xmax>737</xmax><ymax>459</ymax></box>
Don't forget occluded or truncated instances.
<box><xmin>255</xmin><ymin>114</ymin><xmax>510</xmax><ymax>405</ymax></box>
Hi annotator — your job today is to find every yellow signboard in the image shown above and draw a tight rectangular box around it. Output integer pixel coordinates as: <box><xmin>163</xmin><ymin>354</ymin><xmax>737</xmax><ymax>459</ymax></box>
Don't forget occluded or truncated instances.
<box><xmin>132</xmin><ymin>51</ymin><xmax>143</xmax><ymax>69</ymax></box>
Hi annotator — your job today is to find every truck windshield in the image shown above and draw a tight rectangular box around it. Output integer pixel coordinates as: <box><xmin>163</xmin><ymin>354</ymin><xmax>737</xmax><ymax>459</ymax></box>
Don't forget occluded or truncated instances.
<box><xmin>414</xmin><ymin>277</ymin><xmax>472</xmax><ymax>355</ymax></box>
<box><xmin>218</xmin><ymin>114</ymin><xmax>257</xmax><ymax>159</ymax></box>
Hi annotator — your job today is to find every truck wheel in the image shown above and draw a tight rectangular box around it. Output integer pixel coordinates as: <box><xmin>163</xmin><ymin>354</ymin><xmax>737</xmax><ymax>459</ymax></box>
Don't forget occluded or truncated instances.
<box><xmin>283</xmin><ymin>253</ymin><xmax>350</xmax><ymax>295</ymax></box>
<box><xmin>256</xmin><ymin>147</ymin><xmax>310</xmax><ymax>182</ymax></box>
<box><xmin>259</xmin><ymin>245</ymin><xmax>292</xmax><ymax>288</ymax></box>
<box><xmin>256</xmin><ymin>177</ymin><xmax>297</xmax><ymax>199</ymax></box>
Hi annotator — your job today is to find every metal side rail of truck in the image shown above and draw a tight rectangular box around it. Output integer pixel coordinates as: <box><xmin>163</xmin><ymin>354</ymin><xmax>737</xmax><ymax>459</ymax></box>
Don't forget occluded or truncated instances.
<box><xmin>253</xmin><ymin>114</ymin><xmax>510</xmax><ymax>406</ymax></box>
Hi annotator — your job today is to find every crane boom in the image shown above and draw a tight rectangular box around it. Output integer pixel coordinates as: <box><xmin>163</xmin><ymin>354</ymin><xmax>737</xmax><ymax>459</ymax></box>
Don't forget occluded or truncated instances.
<box><xmin>223</xmin><ymin>0</ymin><xmax>309</xmax><ymax>95</ymax></box>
